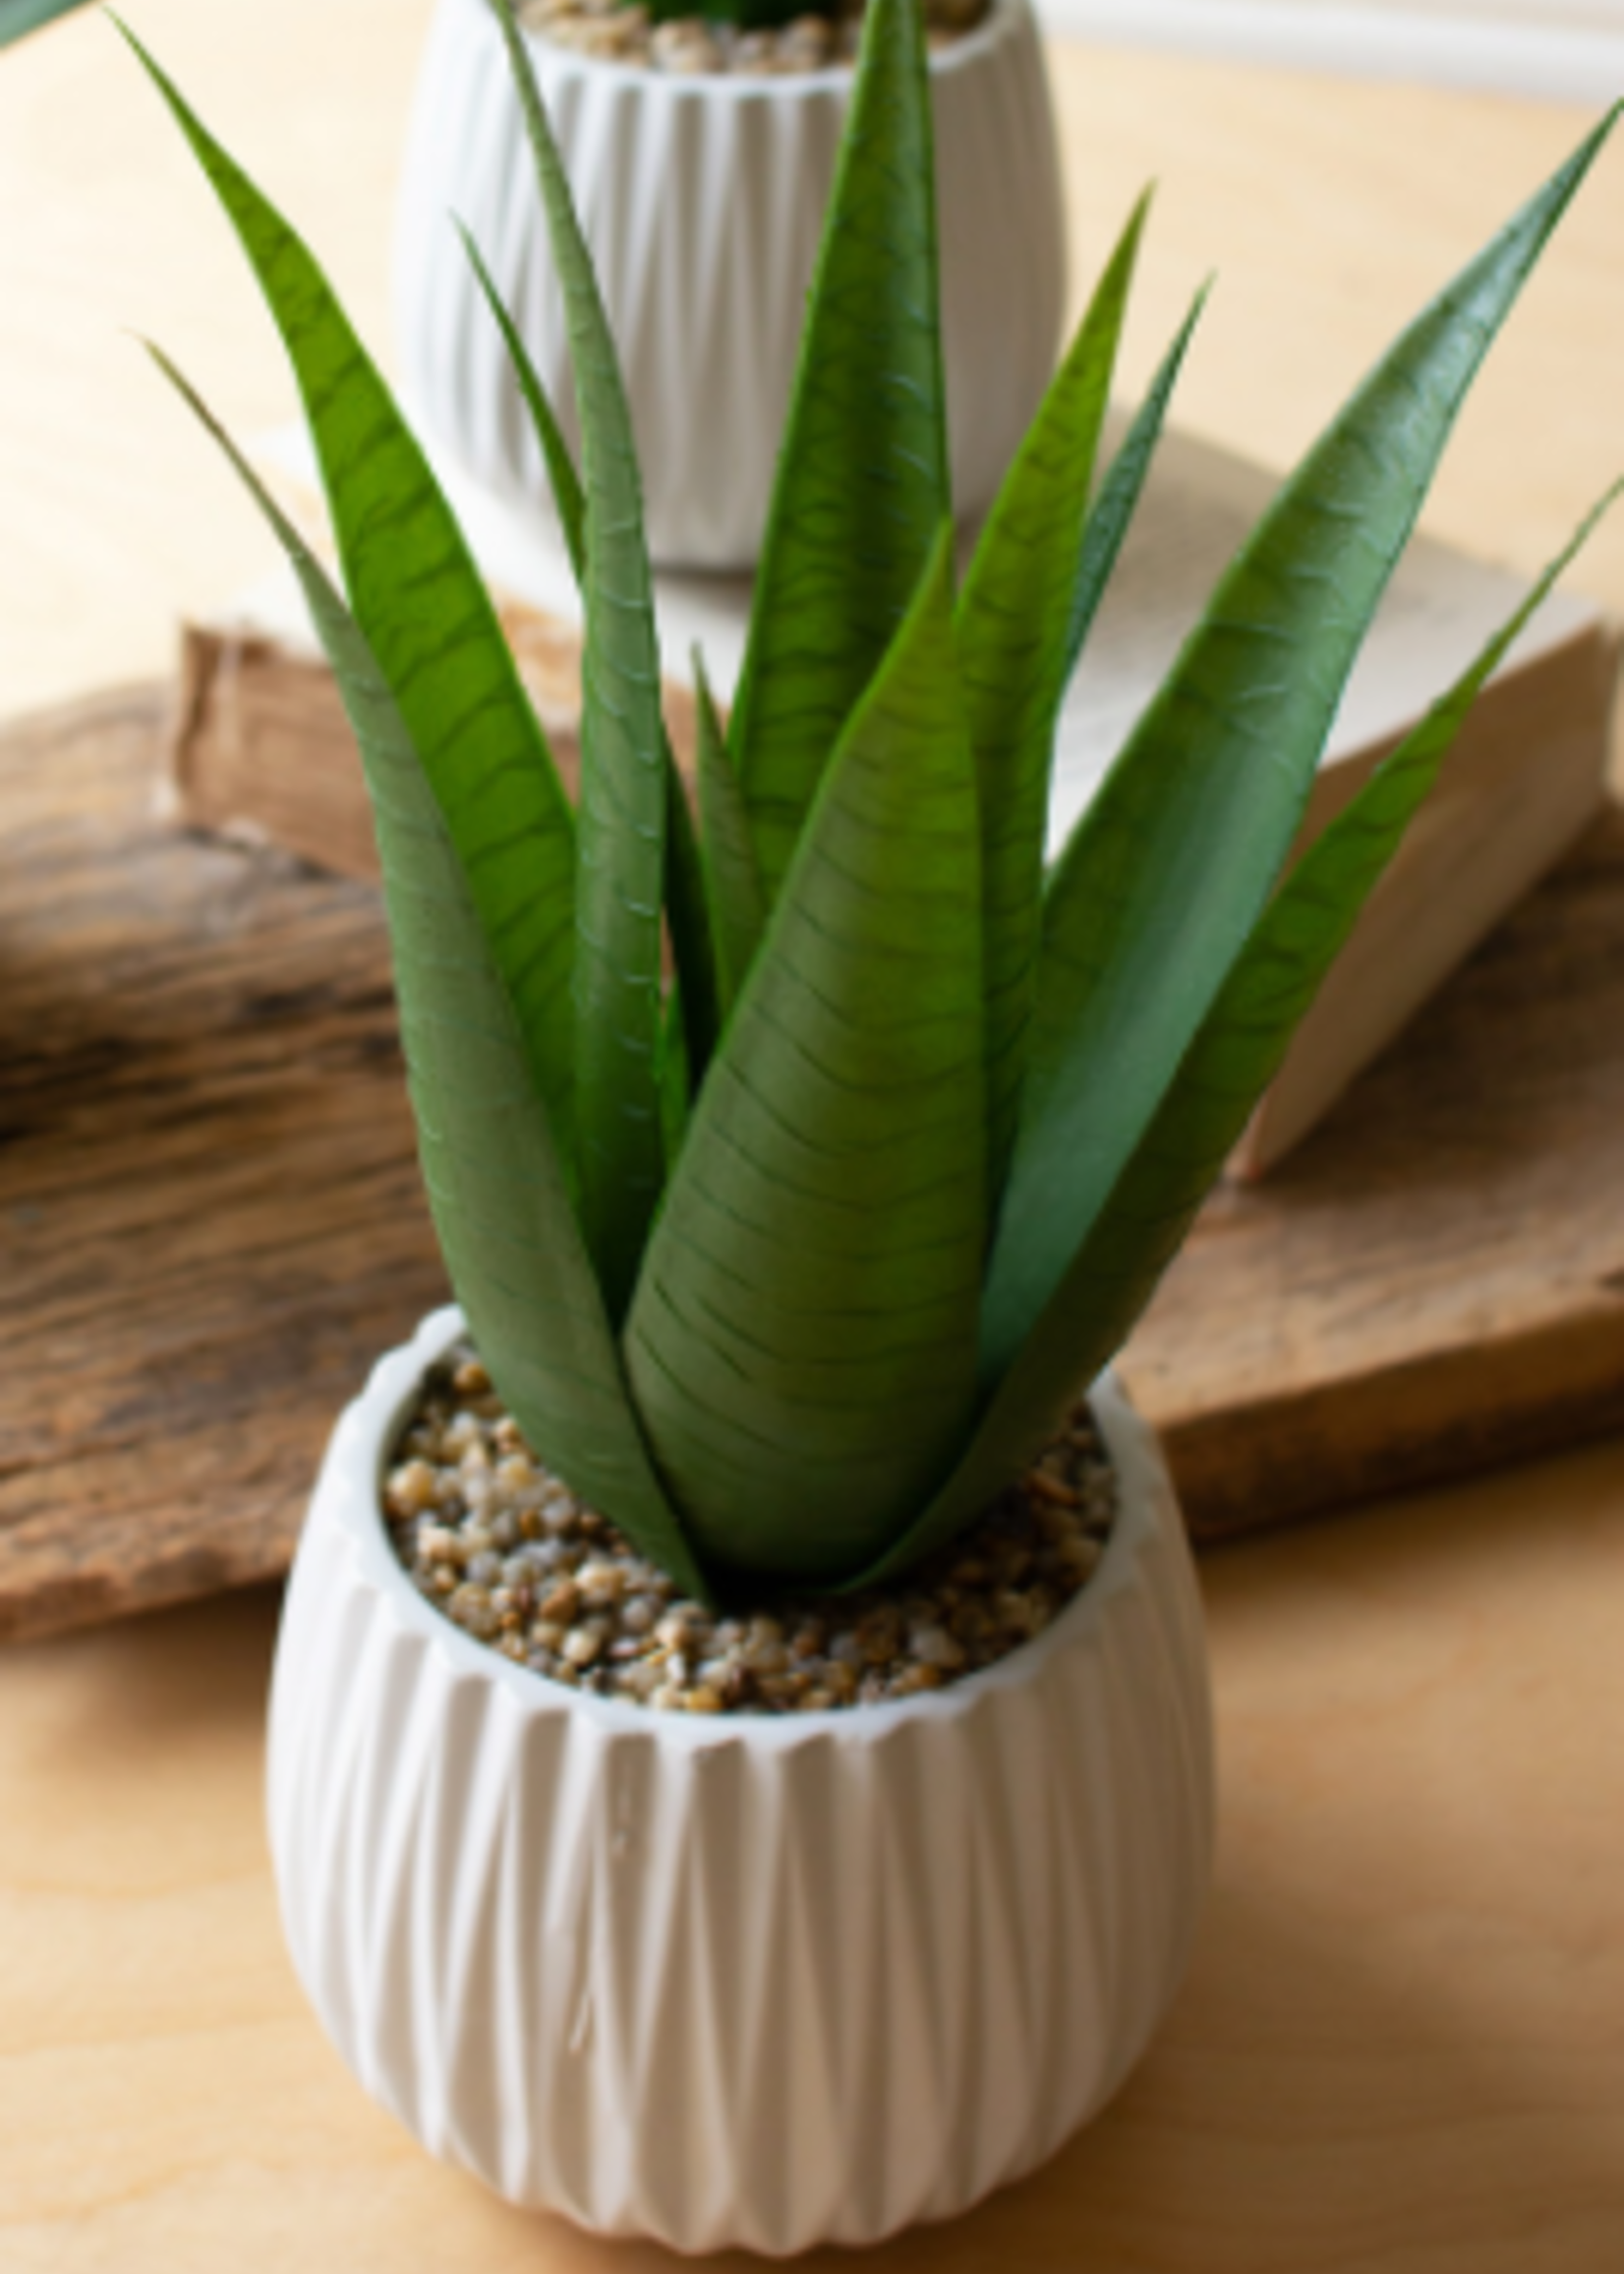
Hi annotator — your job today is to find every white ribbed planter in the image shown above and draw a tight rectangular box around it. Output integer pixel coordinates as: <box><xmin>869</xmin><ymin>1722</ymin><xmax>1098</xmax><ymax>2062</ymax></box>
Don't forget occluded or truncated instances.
<box><xmin>267</xmin><ymin>1306</ymin><xmax>1213</xmax><ymax>2253</ymax></box>
<box><xmin>393</xmin><ymin>0</ymin><xmax>1068</xmax><ymax>567</ymax></box>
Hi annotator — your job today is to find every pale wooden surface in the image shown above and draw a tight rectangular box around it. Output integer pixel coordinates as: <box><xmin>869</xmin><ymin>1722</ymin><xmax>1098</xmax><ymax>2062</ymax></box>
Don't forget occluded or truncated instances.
<box><xmin>4</xmin><ymin>1</ymin><xmax>1624</xmax><ymax>2265</ymax></box>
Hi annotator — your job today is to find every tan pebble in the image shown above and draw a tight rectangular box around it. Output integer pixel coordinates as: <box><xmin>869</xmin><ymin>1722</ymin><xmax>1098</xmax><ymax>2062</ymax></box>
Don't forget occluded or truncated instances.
<box><xmin>732</xmin><ymin>29</ymin><xmax>787</xmax><ymax>71</ymax></box>
<box><xmin>778</xmin><ymin>12</ymin><xmax>833</xmax><ymax>64</ymax></box>
<box><xmin>1027</xmin><ymin>1469</ymin><xmax>1081</xmax><ymax>1509</ymax></box>
<box><xmin>1059</xmin><ymin>1535</ymin><xmax>1103</xmax><ymax>1581</ymax></box>
<box><xmin>562</xmin><ymin>1623</ymin><xmax>607</xmax><ymax>1668</ymax></box>
<box><xmin>650</xmin><ymin>16</ymin><xmax>722</xmax><ymax>71</ymax></box>
<box><xmin>909</xmin><ymin>1623</ymin><xmax>965</xmax><ymax>1672</ymax></box>
<box><xmin>859</xmin><ymin>1620</ymin><xmax>900</xmax><ymax>1667</ymax></box>
<box><xmin>540</xmin><ymin>1578</ymin><xmax>580</xmax><ymax>1623</ymax></box>
<box><xmin>571</xmin><ymin>14</ymin><xmax>642</xmax><ymax>56</ymax></box>
<box><xmin>384</xmin><ymin>1459</ymin><xmax>438</xmax><ymax>1518</ymax></box>
<box><xmin>449</xmin><ymin>1584</ymin><xmax>498</xmax><ymax>1640</ymax></box>
<box><xmin>620</xmin><ymin>1595</ymin><xmax>658</xmax><ymax>1636</ymax></box>
<box><xmin>655</xmin><ymin>1609</ymin><xmax>700</xmax><ymax>1651</ymax></box>
<box><xmin>577</xmin><ymin>1558</ymin><xmax>625</xmax><ymax>1608</ymax></box>
<box><xmin>530</xmin><ymin>1619</ymin><xmax>566</xmax><ymax>1654</ymax></box>
<box><xmin>684</xmin><ymin>1685</ymin><xmax>725</xmax><ymax>1713</ymax></box>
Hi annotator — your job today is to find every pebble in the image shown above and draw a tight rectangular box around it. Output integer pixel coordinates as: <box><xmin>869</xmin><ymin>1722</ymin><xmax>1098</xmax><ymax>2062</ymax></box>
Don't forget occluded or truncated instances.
<box><xmin>385</xmin><ymin>1340</ymin><xmax>1119</xmax><ymax>1717</ymax></box>
<box><xmin>518</xmin><ymin>0</ymin><xmax>989</xmax><ymax>75</ymax></box>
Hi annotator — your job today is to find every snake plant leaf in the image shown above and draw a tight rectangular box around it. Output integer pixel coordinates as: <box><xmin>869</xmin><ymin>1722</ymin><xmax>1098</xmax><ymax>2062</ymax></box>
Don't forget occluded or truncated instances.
<box><xmin>979</xmin><ymin>104</ymin><xmax>1620</xmax><ymax>1386</ymax></box>
<box><xmin>457</xmin><ymin>216</ymin><xmax>586</xmax><ymax>586</ymax></box>
<box><xmin>664</xmin><ymin>754</ymin><xmax>723</xmax><ymax>1084</ymax></box>
<box><xmin>122</xmin><ymin>26</ymin><xmax>581</xmax><ymax>1170</ymax></box>
<box><xmin>462</xmin><ymin>219</ymin><xmax>725</xmax><ymax>1093</ymax></box>
<box><xmin>862</xmin><ymin>486</ymin><xmax>1620</xmax><ymax>1581</ymax></box>
<box><xmin>692</xmin><ymin>651</ymin><xmax>766</xmax><ymax>1015</ymax></box>
<box><xmin>957</xmin><ymin>190</ymin><xmax>1152</xmax><ymax>1206</ymax></box>
<box><xmin>725</xmin><ymin>0</ymin><xmax>950</xmax><ymax>907</ymax></box>
<box><xmin>624</xmin><ymin>529</ymin><xmax>985</xmax><ymax>1586</ymax></box>
<box><xmin>491</xmin><ymin>0</ymin><xmax>668</xmax><ymax>1321</ymax></box>
<box><xmin>0</xmin><ymin>0</ymin><xmax>88</xmax><ymax>47</ymax></box>
<box><xmin>1065</xmin><ymin>278</ymin><xmax>1210</xmax><ymax>687</ymax></box>
<box><xmin>149</xmin><ymin>346</ymin><xmax>712</xmax><ymax>1605</ymax></box>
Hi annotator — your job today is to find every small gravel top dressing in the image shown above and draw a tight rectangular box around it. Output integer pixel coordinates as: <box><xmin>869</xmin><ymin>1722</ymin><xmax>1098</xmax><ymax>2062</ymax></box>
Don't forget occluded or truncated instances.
<box><xmin>384</xmin><ymin>1344</ymin><xmax>1118</xmax><ymax>1715</ymax></box>
<box><xmin>520</xmin><ymin>0</ymin><xmax>991</xmax><ymax>77</ymax></box>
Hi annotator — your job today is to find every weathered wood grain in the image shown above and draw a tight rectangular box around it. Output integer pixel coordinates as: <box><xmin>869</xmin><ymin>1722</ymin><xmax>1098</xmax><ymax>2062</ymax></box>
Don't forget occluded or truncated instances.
<box><xmin>0</xmin><ymin>685</ymin><xmax>447</xmax><ymax>1642</ymax></box>
<box><xmin>4</xmin><ymin>684</ymin><xmax>1624</xmax><ymax>1643</ymax></box>
<box><xmin>1133</xmin><ymin>803</ymin><xmax>1624</xmax><ymax>1536</ymax></box>
<box><xmin>169</xmin><ymin>595</ymin><xmax>701</xmax><ymax>880</ymax></box>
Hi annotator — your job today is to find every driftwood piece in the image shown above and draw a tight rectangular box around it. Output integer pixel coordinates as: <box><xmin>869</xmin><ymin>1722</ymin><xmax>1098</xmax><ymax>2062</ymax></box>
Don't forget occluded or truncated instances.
<box><xmin>2</xmin><ymin>683</ymin><xmax>1624</xmax><ymax>1640</ymax></box>
<box><xmin>169</xmin><ymin>594</ymin><xmax>699</xmax><ymax>876</ymax></box>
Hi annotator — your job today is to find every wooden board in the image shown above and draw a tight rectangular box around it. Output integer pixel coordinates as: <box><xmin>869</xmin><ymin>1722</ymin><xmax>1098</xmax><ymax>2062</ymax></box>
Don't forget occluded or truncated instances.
<box><xmin>4</xmin><ymin>684</ymin><xmax>1624</xmax><ymax>1644</ymax></box>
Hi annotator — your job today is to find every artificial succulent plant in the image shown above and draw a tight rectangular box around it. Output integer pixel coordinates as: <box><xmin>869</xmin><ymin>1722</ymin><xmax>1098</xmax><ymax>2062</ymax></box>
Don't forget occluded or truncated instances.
<box><xmin>129</xmin><ymin>0</ymin><xmax>1614</xmax><ymax>1606</ymax></box>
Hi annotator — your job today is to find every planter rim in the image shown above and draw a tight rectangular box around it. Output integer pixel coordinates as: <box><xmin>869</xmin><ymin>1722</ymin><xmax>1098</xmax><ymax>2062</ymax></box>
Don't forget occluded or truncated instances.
<box><xmin>502</xmin><ymin>0</ymin><xmax>1032</xmax><ymax>99</ymax></box>
<box><xmin>320</xmin><ymin>1302</ymin><xmax>1175</xmax><ymax>1754</ymax></box>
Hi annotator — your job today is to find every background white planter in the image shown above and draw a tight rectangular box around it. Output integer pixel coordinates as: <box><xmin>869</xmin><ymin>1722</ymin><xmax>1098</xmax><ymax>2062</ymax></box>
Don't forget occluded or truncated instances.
<box><xmin>394</xmin><ymin>0</ymin><xmax>1069</xmax><ymax>567</ymax></box>
<box><xmin>267</xmin><ymin>1308</ymin><xmax>1214</xmax><ymax>2253</ymax></box>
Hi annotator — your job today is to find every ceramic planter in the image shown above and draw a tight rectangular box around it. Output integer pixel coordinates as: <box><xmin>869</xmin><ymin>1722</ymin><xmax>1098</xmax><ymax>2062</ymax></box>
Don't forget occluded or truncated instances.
<box><xmin>266</xmin><ymin>1306</ymin><xmax>1213</xmax><ymax>2252</ymax></box>
<box><xmin>393</xmin><ymin>0</ymin><xmax>1069</xmax><ymax>567</ymax></box>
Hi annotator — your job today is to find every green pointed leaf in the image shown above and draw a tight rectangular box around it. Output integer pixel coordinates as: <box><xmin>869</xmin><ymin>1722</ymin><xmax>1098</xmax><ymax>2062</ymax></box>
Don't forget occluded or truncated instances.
<box><xmin>491</xmin><ymin>0</ymin><xmax>668</xmax><ymax>1319</ymax></box>
<box><xmin>461</xmin><ymin>216</ymin><xmax>723</xmax><ymax>1095</ymax></box>
<box><xmin>149</xmin><ymin>346</ymin><xmax>711</xmax><ymax>1603</ymax></box>
<box><xmin>624</xmin><ymin>531</ymin><xmax>985</xmax><ymax>1586</ymax></box>
<box><xmin>663</xmin><ymin>751</ymin><xmax>723</xmax><ymax>1087</ymax></box>
<box><xmin>726</xmin><ymin>0</ymin><xmax>950</xmax><ymax>907</ymax></box>
<box><xmin>862</xmin><ymin>484</ymin><xmax>1620</xmax><ymax>1581</ymax></box>
<box><xmin>1065</xmin><ymin>278</ymin><xmax>1210</xmax><ymax>685</ymax></box>
<box><xmin>892</xmin><ymin>542</ymin><xmax>1612</xmax><ymax>1582</ymax></box>
<box><xmin>958</xmin><ymin>191</ymin><xmax>1151</xmax><ymax>1205</ymax></box>
<box><xmin>657</xmin><ymin>984</ymin><xmax>691</xmax><ymax>1167</ymax></box>
<box><xmin>693</xmin><ymin>651</ymin><xmax>766</xmax><ymax>1013</ymax></box>
<box><xmin>457</xmin><ymin>217</ymin><xmax>585</xmax><ymax>585</ymax></box>
<box><xmin>0</xmin><ymin>0</ymin><xmax>89</xmax><ymax>48</ymax></box>
<box><xmin>123</xmin><ymin>24</ymin><xmax>580</xmax><ymax>1165</ymax></box>
<box><xmin>980</xmin><ymin>104</ymin><xmax>1619</xmax><ymax>1384</ymax></box>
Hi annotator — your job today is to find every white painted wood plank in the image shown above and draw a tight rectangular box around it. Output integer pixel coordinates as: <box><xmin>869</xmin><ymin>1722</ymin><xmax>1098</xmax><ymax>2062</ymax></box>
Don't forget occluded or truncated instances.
<box><xmin>1037</xmin><ymin>0</ymin><xmax>1624</xmax><ymax>101</ymax></box>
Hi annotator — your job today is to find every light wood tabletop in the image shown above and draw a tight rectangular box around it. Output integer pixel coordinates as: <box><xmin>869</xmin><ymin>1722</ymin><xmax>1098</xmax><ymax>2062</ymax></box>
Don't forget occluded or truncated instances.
<box><xmin>4</xmin><ymin>3</ymin><xmax>1624</xmax><ymax>2267</ymax></box>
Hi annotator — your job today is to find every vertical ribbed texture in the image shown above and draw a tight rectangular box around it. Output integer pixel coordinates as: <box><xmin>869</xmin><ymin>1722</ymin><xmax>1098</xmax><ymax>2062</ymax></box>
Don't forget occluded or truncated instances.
<box><xmin>392</xmin><ymin>0</ymin><xmax>1068</xmax><ymax>569</ymax></box>
<box><xmin>268</xmin><ymin>1309</ymin><xmax>1213</xmax><ymax>2253</ymax></box>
